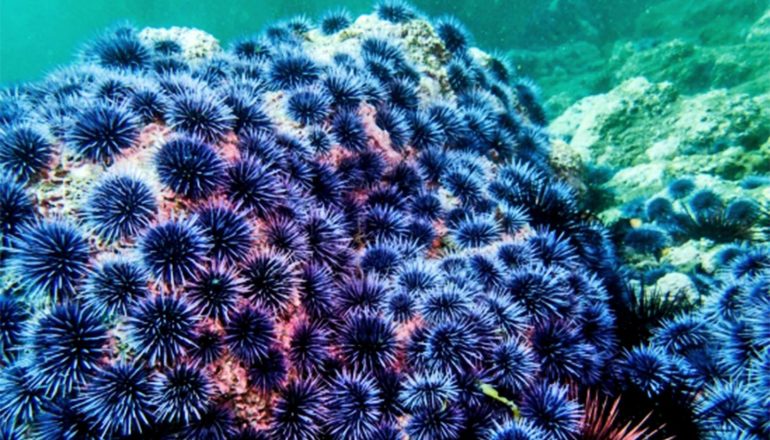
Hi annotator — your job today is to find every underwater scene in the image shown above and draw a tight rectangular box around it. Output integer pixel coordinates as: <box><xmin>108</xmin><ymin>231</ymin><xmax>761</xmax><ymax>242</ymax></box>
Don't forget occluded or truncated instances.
<box><xmin>0</xmin><ymin>0</ymin><xmax>769</xmax><ymax>438</ymax></box>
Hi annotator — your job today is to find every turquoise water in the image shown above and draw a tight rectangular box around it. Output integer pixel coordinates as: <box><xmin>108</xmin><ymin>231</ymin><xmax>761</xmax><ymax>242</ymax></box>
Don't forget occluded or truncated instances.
<box><xmin>3</xmin><ymin>0</ymin><xmax>765</xmax><ymax>103</ymax></box>
<box><xmin>1</xmin><ymin>0</ymin><xmax>527</xmax><ymax>83</ymax></box>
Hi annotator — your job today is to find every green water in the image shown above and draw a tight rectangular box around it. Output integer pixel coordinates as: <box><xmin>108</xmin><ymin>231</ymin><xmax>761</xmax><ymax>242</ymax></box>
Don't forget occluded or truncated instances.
<box><xmin>0</xmin><ymin>0</ymin><xmax>766</xmax><ymax>116</ymax></box>
<box><xmin>2</xmin><ymin>0</ymin><xmax>767</xmax><ymax>111</ymax></box>
<box><xmin>0</xmin><ymin>0</ymin><xmax>530</xmax><ymax>84</ymax></box>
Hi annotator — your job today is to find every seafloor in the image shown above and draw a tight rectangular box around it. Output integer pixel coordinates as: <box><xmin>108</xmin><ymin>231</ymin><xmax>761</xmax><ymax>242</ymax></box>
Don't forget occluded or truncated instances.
<box><xmin>0</xmin><ymin>1</ymin><xmax>769</xmax><ymax>439</ymax></box>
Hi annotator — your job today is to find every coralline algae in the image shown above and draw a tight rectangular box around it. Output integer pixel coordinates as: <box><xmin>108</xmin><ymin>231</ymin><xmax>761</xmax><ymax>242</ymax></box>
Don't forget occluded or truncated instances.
<box><xmin>0</xmin><ymin>2</ymin><xmax>766</xmax><ymax>440</ymax></box>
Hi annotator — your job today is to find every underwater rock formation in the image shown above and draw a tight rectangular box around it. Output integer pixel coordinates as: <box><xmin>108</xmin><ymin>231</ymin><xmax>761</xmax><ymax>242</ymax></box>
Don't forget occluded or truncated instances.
<box><xmin>612</xmin><ymin>244</ymin><xmax>770</xmax><ymax>438</ymax></box>
<box><xmin>0</xmin><ymin>2</ymin><xmax>663</xmax><ymax>439</ymax></box>
<box><xmin>539</xmin><ymin>6</ymin><xmax>770</xmax><ymax>436</ymax></box>
<box><xmin>550</xmin><ymin>75</ymin><xmax>770</xmax><ymax>288</ymax></box>
<box><xmin>509</xmin><ymin>2</ymin><xmax>770</xmax><ymax>115</ymax></box>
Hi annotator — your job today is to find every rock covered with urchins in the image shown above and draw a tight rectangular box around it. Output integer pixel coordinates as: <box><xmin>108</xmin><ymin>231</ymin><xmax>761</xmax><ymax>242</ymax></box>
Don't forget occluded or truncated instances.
<box><xmin>0</xmin><ymin>1</ymin><xmax>642</xmax><ymax>439</ymax></box>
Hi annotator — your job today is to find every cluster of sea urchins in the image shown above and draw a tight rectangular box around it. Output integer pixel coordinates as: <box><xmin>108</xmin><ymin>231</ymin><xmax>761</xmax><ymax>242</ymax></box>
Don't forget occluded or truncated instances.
<box><xmin>613</xmin><ymin>243</ymin><xmax>770</xmax><ymax>439</ymax></box>
<box><xmin>1</xmin><ymin>2</ymin><xmax>643</xmax><ymax>439</ymax></box>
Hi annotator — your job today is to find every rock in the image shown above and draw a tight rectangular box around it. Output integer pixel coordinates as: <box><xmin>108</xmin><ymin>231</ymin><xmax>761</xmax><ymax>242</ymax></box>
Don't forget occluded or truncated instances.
<box><xmin>661</xmin><ymin>239</ymin><xmax>712</xmax><ymax>273</ymax></box>
<box><xmin>604</xmin><ymin>163</ymin><xmax>666</xmax><ymax>202</ymax></box>
<box><xmin>510</xmin><ymin>3</ymin><xmax>769</xmax><ymax>117</ymax></box>
<box><xmin>548</xmin><ymin>137</ymin><xmax>585</xmax><ymax>191</ymax></box>
<box><xmin>139</xmin><ymin>27</ymin><xmax>220</xmax><ymax>63</ymax></box>
<box><xmin>609</xmin><ymin>40</ymin><xmax>715</xmax><ymax>93</ymax></box>
<box><xmin>673</xmin><ymin>89</ymin><xmax>769</xmax><ymax>151</ymax></box>
<box><xmin>654</xmin><ymin>272</ymin><xmax>700</xmax><ymax>305</ymax></box>
<box><xmin>551</xmin><ymin>75</ymin><xmax>770</xmax><ymax>211</ymax></box>
<box><xmin>551</xmin><ymin>55</ymin><xmax>770</xmax><ymax>279</ymax></box>
<box><xmin>747</xmin><ymin>9</ymin><xmax>770</xmax><ymax>41</ymax></box>
<box><xmin>508</xmin><ymin>40</ymin><xmax>608</xmax><ymax>115</ymax></box>
<box><xmin>550</xmin><ymin>77</ymin><xmax>679</xmax><ymax>169</ymax></box>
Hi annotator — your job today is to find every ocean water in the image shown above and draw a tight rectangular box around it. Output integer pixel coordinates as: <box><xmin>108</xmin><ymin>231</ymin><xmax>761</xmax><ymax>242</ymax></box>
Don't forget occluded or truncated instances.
<box><xmin>3</xmin><ymin>1</ymin><xmax>766</xmax><ymax>104</ymax></box>
<box><xmin>0</xmin><ymin>0</ymin><xmax>522</xmax><ymax>84</ymax></box>
<box><xmin>1</xmin><ymin>1</ymin><xmax>769</xmax><ymax>439</ymax></box>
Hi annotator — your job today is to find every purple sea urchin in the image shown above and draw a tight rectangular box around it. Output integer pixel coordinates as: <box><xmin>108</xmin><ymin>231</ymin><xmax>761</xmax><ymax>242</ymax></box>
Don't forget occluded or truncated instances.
<box><xmin>0</xmin><ymin>176</ymin><xmax>33</xmax><ymax>240</ymax></box>
<box><xmin>320</xmin><ymin>9</ymin><xmax>352</xmax><ymax>35</ymax></box>
<box><xmin>155</xmin><ymin>135</ymin><xmax>226</xmax><ymax>200</ymax></box>
<box><xmin>87</xmin><ymin>28</ymin><xmax>151</xmax><ymax>71</ymax></box>
<box><xmin>140</xmin><ymin>218</ymin><xmax>209</xmax><ymax>288</ymax></box>
<box><xmin>127</xmin><ymin>295</ymin><xmax>198</xmax><ymax>365</ymax></box>
<box><xmin>66</xmin><ymin>101</ymin><xmax>140</xmax><ymax>163</ymax></box>
<box><xmin>338</xmin><ymin>313</ymin><xmax>398</xmax><ymax>371</ymax></box>
<box><xmin>0</xmin><ymin>7</ymin><xmax>663</xmax><ymax>439</ymax></box>
<box><xmin>82</xmin><ymin>257</ymin><xmax>149</xmax><ymax>316</ymax></box>
<box><xmin>520</xmin><ymin>382</ymin><xmax>583</xmax><ymax>440</ymax></box>
<box><xmin>8</xmin><ymin>219</ymin><xmax>90</xmax><ymax>301</ymax></box>
<box><xmin>375</xmin><ymin>0</ymin><xmax>419</xmax><ymax>23</ymax></box>
<box><xmin>167</xmin><ymin>87</ymin><xmax>234</xmax><ymax>142</ymax></box>
<box><xmin>85</xmin><ymin>173</ymin><xmax>157</xmax><ymax>241</ymax></box>
<box><xmin>195</xmin><ymin>203</ymin><xmax>253</xmax><ymax>264</ymax></box>
<box><xmin>269</xmin><ymin>378</ymin><xmax>327</xmax><ymax>440</ymax></box>
<box><xmin>326</xmin><ymin>370</ymin><xmax>383</xmax><ymax>439</ymax></box>
<box><xmin>225</xmin><ymin>155</ymin><xmax>285</xmax><ymax>217</ymax></box>
<box><xmin>268</xmin><ymin>51</ymin><xmax>320</xmax><ymax>90</ymax></box>
<box><xmin>286</xmin><ymin>88</ymin><xmax>331</xmax><ymax>125</ymax></box>
<box><xmin>0</xmin><ymin>124</ymin><xmax>53</xmax><ymax>182</ymax></box>
<box><xmin>223</xmin><ymin>306</ymin><xmax>276</xmax><ymax>364</ymax></box>
<box><xmin>151</xmin><ymin>363</ymin><xmax>212</xmax><ymax>424</ymax></box>
<box><xmin>29</xmin><ymin>304</ymin><xmax>108</xmax><ymax>396</ymax></box>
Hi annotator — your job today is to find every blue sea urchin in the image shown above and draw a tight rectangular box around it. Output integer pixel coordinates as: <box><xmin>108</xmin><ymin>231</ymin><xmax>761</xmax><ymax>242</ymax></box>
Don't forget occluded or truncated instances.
<box><xmin>0</xmin><ymin>124</ymin><xmax>53</xmax><ymax>182</ymax></box>
<box><xmin>155</xmin><ymin>135</ymin><xmax>226</xmax><ymax>200</ymax></box>
<box><xmin>85</xmin><ymin>173</ymin><xmax>157</xmax><ymax>242</ymax></box>
<box><xmin>9</xmin><ymin>219</ymin><xmax>90</xmax><ymax>300</ymax></box>
<box><xmin>140</xmin><ymin>218</ymin><xmax>209</xmax><ymax>287</ymax></box>
<box><xmin>127</xmin><ymin>295</ymin><xmax>198</xmax><ymax>365</ymax></box>
<box><xmin>66</xmin><ymin>102</ymin><xmax>140</xmax><ymax>162</ymax></box>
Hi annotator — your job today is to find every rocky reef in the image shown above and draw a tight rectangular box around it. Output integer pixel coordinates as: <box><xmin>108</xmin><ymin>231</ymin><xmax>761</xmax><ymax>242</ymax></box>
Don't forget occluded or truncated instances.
<box><xmin>549</xmin><ymin>41</ymin><xmax>770</xmax><ymax>292</ymax></box>
<box><xmin>1</xmin><ymin>0</ymin><xmax>769</xmax><ymax>439</ymax></box>
<box><xmin>0</xmin><ymin>2</ymin><xmax>664</xmax><ymax>439</ymax></box>
<box><xmin>511</xmin><ymin>0</ymin><xmax>770</xmax><ymax>116</ymax></box>
<box><xmin>542</xmin><ymin>3</ymin><xmax>770</xmax><ymax>439</ymax></box>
